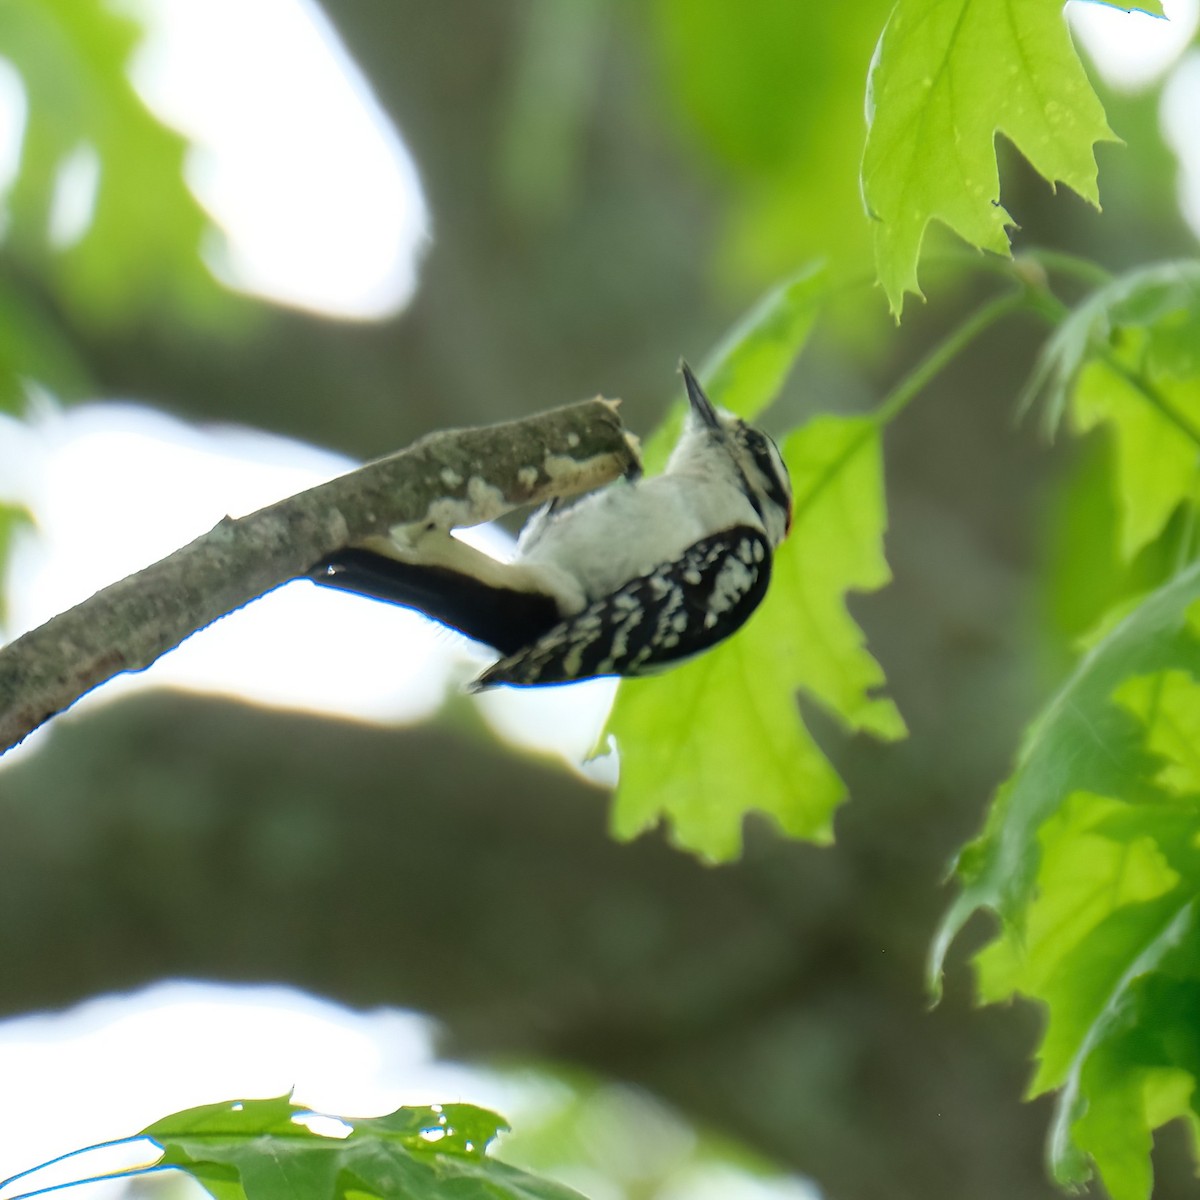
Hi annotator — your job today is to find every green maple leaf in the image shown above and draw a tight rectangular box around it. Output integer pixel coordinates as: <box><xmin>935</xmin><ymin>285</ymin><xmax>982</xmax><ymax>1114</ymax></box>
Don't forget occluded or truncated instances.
<box><xmin>1114</xmin><ymin>667</ymin><xmax>1200</xmax><ymax>794</ymax></box>
<box><xmin>932</xmin><ymin>563</ymin><xmax>1200</xmax><ymax>985</ymax></box>
<box><xmin>933</xmin><ymin>571</ymin><xmax>1200</xmax><ymax>1198</ymax></box>
<box><xmin>134</xmin><ymin>1096</ymin><xmax>582</xmax><ymax>1200</ymax></box>
<box><xmin>1025</xmin><ymin>262</ymin><xmax>1200</xmax><ymax>433</ymax></box>
<box><xmin>1072</xmin><ymin>354</ymin><xmax>1200</xmax><ymax>561</ymax></box>
<box><xmin>1024</xmin><ymin>261</ymin><xmax>1200</xmax><ymax>562</ymax></box>
<box><xmin>608</xmin><ymin>415</ymin><xmax>905</xmax><ymax>861</ymax></box>
<box><xmin>862</xmin><ymin>0</ymin><xmax>1120</xmax><ymax>317</ymax></box>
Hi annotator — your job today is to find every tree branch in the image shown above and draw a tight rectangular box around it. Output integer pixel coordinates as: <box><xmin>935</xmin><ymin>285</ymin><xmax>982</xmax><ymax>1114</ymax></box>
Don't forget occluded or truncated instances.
<box><xmin>0</xmin><ymin>398</ymin><xmax>638</xmax><ymax>754</ymax></box>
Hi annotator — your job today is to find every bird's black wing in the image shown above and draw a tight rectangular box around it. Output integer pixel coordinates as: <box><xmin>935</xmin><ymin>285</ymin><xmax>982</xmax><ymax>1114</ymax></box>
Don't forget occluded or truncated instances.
<box><xmin>472</xmin><ymin>526</ymin><xmax>771</xmax><ymax>689</ymax></box>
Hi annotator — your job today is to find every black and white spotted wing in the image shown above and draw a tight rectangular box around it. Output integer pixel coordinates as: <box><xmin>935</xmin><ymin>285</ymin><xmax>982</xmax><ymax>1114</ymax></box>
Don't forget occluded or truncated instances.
<box><xmin>471</xmin><ymin>526</ymin><xmax>772</xmax><ymax>689</ymax></box>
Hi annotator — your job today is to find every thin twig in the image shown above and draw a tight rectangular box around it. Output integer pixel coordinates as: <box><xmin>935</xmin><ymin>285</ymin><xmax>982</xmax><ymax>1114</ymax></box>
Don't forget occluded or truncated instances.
<box><xmin>0</xmin><ymin>398</ymin><xmax>638</xmax><ymax>754</ymax></box>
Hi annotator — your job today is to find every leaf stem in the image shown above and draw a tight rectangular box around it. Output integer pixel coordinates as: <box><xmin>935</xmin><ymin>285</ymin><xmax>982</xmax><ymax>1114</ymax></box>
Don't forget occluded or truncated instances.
<box><xmin>1022</xmin><ymin>284</ymin><xmax>1200</xmax><ymax>452</ymax></box>
<box><xmin>1173</xmin><ymin>496</ymin><xmax>1200</xmax><ymax>577</ymax></box>
<box><xmin>1019</xmin><ymin>248</ymin><xmax>1114</xmax><ymax>289</ymax></box>
<box><xmin>789</xmin><ymin>289</ymin><xmax>1029</xmax><ymax>528</ymax></box>
<box><xmin>872</xmin><ymin>289</ymin><xmax>1027</xmax><ymax>429</ymax></box>
<box><xmin>1104</xmin><ymin>358</ymin><xmax>1200</xmax><ymax>452</ymax></box>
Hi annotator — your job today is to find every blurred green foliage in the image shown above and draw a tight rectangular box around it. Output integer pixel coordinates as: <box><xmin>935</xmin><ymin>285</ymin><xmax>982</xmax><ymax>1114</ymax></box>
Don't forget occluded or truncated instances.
<box><xmin>862</xmin><ymin>0</ymin><xmax>1117</xmax><ymax>315</ymax></box>
<box><xmin>0</xmin><ymin>0</ymin><xmax>221</xmax><ymax>330</ymax></box>
<box><xmin>649</xmin><ymin>0</ymin><xmax>890</xmax><ymax>291</ymax></box>
<box><xmin>0</xmin><ymin>277</ymin><xmax>91</xmax><ymax>409</ymax></box>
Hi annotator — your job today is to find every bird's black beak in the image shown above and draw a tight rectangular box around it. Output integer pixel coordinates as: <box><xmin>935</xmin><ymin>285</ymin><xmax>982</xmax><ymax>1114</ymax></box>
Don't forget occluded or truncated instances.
<box><xmin>680</xmin><ymin>361</ymin><xmax>720</xmax><ymax>429</ymax></box>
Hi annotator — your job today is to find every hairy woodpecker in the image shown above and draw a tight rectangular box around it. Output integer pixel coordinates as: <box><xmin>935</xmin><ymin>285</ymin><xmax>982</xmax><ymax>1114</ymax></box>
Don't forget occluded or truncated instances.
<box><xmin>309</xmin><ymin>364</ymin><xmax>793</xmax><ymax>688</ymax></box>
